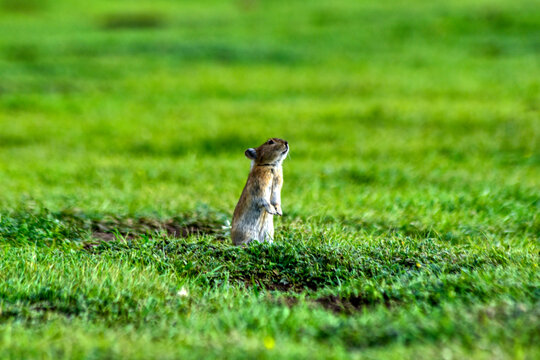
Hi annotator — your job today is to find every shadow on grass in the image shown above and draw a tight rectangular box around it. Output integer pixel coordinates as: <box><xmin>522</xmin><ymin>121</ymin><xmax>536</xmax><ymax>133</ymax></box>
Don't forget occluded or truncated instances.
<box><xmin>99</xmin><ymin>12</ymin><xmax>166</xmax><ymax>30</ymax></box>
<box><xmin>71</xmin><ymin>39</ymin><xmax>303</xmax><ymax>65</ymax></box>
<box><xmin>0</xmin><ymin>0</ymin><xmax>46</xmax><ymax>13</ymax></box>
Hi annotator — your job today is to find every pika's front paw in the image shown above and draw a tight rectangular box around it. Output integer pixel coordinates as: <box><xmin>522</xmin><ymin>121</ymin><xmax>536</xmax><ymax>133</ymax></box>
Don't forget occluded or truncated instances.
<box><xmin>263</xmin><ymin>203</ymin><xmax>278</xmax><ymax>215</ymax></box>
<box><xmin>273</xmin><ymin>204</ymin><xmax>283</xmax><ymax>216</ymax></box>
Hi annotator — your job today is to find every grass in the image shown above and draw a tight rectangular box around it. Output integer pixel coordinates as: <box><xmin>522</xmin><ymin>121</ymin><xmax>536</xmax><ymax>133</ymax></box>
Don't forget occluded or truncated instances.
<box><xmin>0</xmin><ymin>0</ymin><xmax>539</xmax><ymax>358</ymax></box>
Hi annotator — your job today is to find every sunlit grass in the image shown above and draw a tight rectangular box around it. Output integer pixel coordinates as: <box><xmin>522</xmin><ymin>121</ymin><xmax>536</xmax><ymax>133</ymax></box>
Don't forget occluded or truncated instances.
<box><xmin>0</xmin><ymin>0</ymin><xmax>538</xmax><ymax>358</ymax></box>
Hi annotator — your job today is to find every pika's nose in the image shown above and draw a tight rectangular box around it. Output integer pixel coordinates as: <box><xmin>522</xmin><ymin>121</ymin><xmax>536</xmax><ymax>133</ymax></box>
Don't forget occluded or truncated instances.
<box><xmin>284</xmin><ymin>141</ymin><xmax>288</xmax><ymax>146</ymax></box>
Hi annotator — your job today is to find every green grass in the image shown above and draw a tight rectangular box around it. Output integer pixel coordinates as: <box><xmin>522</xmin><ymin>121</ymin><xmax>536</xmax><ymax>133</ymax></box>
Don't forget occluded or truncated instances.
<box><xmin>0</xmin><ymin>0</ymin><xmax>539</xmax><ymax>358</ymax></box>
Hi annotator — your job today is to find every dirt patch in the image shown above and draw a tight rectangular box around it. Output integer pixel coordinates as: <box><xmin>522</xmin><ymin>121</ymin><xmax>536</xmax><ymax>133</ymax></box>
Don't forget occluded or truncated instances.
<box><xmin>250</xmin><ymin>280</ymin><xmax>295</xmax><ymax>292</ymax></box>
<box><xmin>314</xmin><ymin>294</ymin><xmax>397</xmax><ymax>314</ymax></box>
<box><xmin>57</xmin><ymin>211</ymin><xmax>226</xmax><ymax>248</ymax></box>
<box><xmin>265</xmin><ymin>282</ymin><xmax>295</xmax><ymax>292</ymax></box>
<box><xmin>274</xmin><ymin>294</ymin><xmax>396</xmax><ymax>314</ymax></box>
<box><xmin>90</xmin><ymin>231</ymin><xmax>117</xmax><ymax>242</ymax></box>
<box><xmin>89</xmin><ymin>217</ymin><xmax>220</xmax><ymax>240</ymax></box>
<box><xmin>314</xmin><ymin>295</ymin><xmax>371</xmax><ymax>313</ymax></box>
<box><xmin>274</xmin><ymin>295</ymin><xmax>299</xmax><ymax>307</ymax></box>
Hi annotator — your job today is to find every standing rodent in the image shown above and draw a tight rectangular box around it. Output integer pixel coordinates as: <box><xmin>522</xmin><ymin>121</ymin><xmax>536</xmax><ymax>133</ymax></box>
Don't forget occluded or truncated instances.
<box><xmin>231</xmin><ymin>138</ymin><xmax>289</xmax><ymax>245</ymax></box>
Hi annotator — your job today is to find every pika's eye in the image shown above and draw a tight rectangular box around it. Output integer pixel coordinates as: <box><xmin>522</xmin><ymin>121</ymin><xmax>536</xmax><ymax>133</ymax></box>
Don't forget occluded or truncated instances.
<box><xmin>267</xmin><ymin>139</ymin><xmax>275</xmax><ymax>145</ymax></box>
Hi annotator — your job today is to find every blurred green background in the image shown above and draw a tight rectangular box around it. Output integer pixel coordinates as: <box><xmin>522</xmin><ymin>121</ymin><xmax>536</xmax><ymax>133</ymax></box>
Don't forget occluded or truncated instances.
<box><xmin>1</xmin><ymin>0</ymin><xmax>538</xmax><ymax>217</ymax></box>
<box><xmin>0</xmin><ymin>0</ymin><xmax>539</xmax><ymax>358</ymax></box>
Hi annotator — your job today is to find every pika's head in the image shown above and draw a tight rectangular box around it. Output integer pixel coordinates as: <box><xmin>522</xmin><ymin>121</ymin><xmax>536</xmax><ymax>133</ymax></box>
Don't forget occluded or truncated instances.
<box><xmin>245</xmin><ymin>138</ymin><xmax>289</xmax><ymax>165</ymax></box>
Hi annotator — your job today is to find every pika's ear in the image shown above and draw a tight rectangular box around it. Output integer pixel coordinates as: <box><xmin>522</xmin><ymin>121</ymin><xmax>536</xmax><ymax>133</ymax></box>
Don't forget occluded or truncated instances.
<box><xmin>245</xmin><ymin>148</ymin><xmax>257</xmax><ymax>160</ymax></box>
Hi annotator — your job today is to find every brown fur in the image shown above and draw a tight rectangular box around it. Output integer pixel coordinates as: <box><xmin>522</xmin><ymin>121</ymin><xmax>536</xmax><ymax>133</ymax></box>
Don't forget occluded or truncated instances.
<box><xmin>231</xmin><ymin>138</ymin><xmax>289</xmax><ymax>245</ymax></box>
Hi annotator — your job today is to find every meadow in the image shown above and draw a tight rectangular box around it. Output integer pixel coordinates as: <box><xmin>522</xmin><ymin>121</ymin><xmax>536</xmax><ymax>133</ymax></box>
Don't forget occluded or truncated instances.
<box><xmin>0</xmin><ymin>0</ymin><xmax>539</xmax><ymax>358</ymax></box>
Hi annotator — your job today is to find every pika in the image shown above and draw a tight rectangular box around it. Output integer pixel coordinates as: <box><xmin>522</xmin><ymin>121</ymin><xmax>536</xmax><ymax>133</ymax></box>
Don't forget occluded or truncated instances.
<box><xmin>231</xmin><ymin>138</ymin><xmax>289</xmax><ymax>245</ymax></box>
